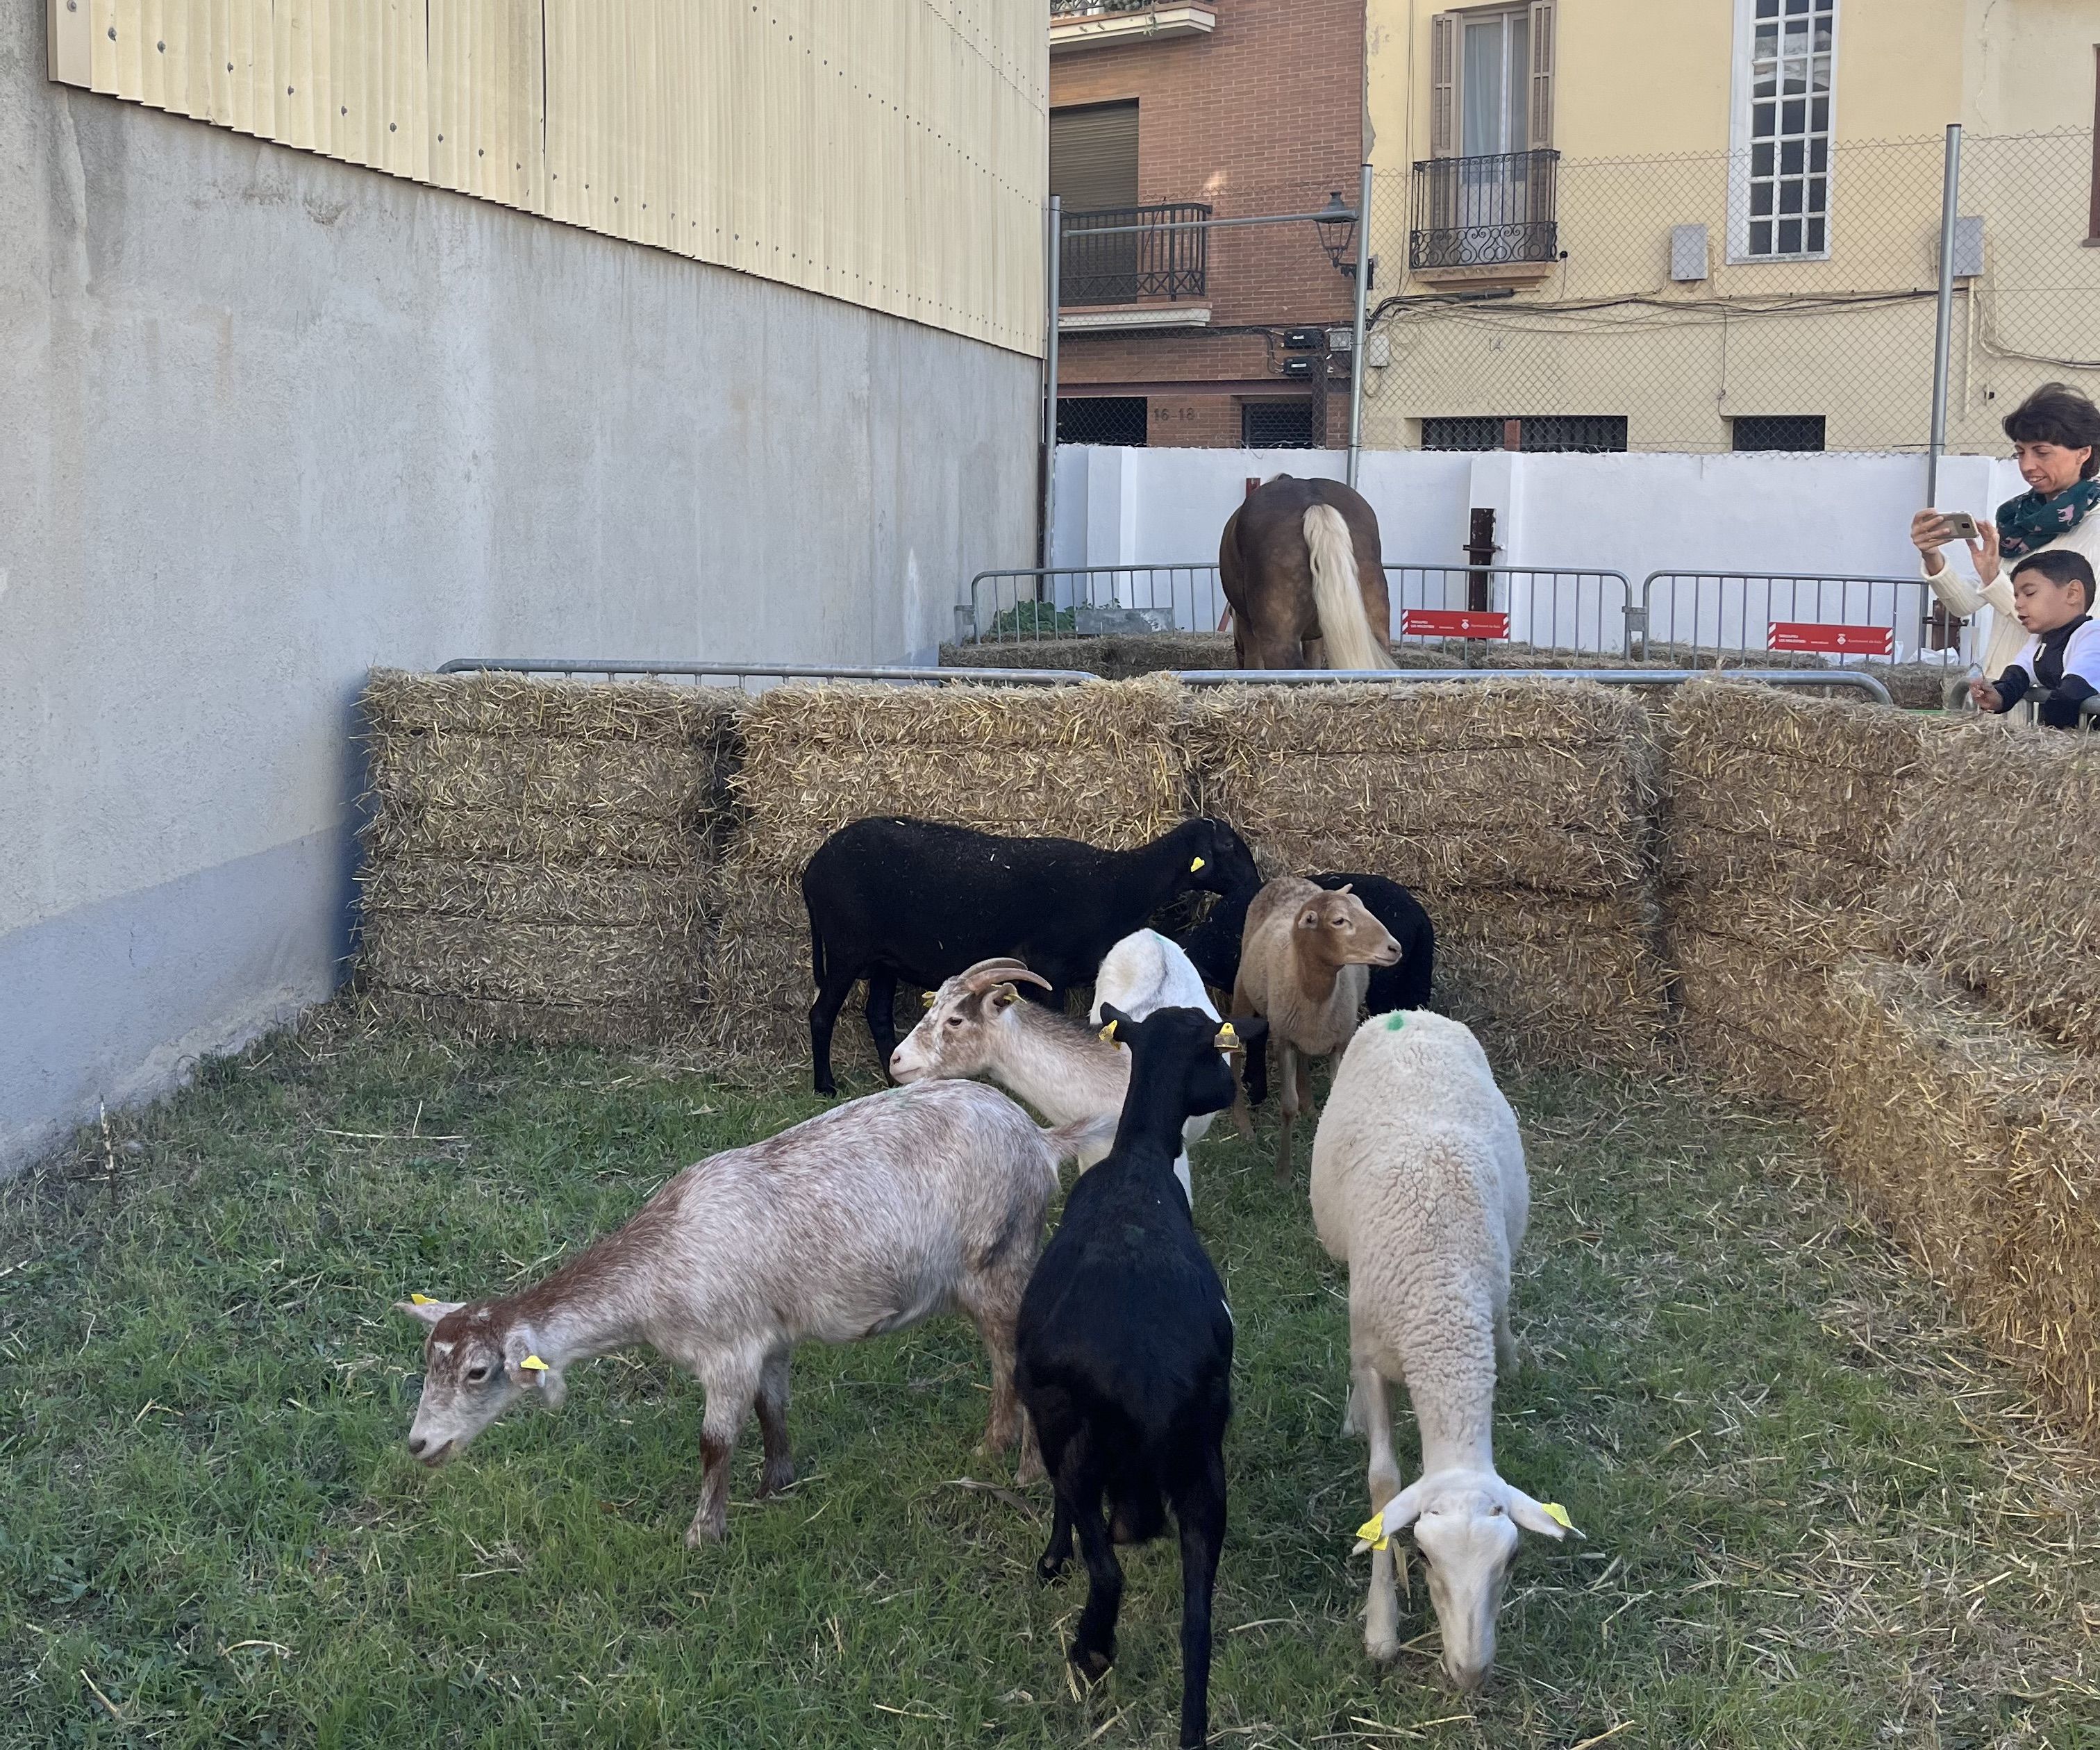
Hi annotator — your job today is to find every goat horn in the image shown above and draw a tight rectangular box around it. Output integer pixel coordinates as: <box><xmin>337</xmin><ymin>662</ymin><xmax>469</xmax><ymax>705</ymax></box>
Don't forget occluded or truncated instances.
<box><xmin>958</xmin><ymin>958</ymin><xmax>1052</xmax><ymax>995</ymax></box>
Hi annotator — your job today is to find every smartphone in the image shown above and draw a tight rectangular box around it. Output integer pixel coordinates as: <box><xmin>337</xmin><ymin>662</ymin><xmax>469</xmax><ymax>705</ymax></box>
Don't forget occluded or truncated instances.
<box><xmin>1935</xmin><ymin>510</ymin><xmax>1981</xmax><ymax>542</ymax></box>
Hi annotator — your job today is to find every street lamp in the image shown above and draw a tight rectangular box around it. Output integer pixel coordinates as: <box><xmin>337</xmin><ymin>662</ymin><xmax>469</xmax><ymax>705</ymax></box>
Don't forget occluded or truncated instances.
<box><xmin>1315</xmin><ymin>190</ymin><xmax>1358</xmax><ymax>274</ymax></box>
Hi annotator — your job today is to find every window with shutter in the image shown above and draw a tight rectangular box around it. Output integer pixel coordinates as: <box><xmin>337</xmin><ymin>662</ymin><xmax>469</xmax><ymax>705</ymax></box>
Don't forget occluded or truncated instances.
<box><xmin>1430</xmin><ymin>14</ymin><xmax>1457</xmax><ymax>158</ymax></box>
<box><xmin>1049</xmin><ymin>103</ymin><xmax>1139</xmax><ymax>214</ymax></box>
<box><xmin>1528</xmin><ymin>1</ymin><xmax>1555</xmax><ymax>150</ymax></box>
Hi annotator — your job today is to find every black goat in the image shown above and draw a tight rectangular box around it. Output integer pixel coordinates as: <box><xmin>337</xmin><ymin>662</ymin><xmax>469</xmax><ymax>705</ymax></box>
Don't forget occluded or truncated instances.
<box><xmin>1016</xmin><ymin>1003</ymin><xmax>1263</xmax><ymax>1750</ymax></box>
<box><xmin>1177</xmin><ymin>871</ymin><xmax>1435</xmax><ymax>1106</ymax></box>
<box><xmin>799</xmin><ymin>816</ymin><xmax>1262</xmax><ymax>1095</ymax></box>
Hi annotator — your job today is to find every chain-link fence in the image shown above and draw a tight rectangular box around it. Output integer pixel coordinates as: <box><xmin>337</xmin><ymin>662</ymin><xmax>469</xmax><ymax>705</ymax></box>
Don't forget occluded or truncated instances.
<box><xmin>1358</xmin><ymin>128</ymin><xmax>2100</xmax><ymax>456</ymax></box>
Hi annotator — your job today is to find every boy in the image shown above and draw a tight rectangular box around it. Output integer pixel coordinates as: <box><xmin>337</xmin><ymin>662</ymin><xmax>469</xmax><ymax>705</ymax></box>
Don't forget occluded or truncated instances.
<box><xmin>1968</xmin><ymin>549</ymin><xmax>2100</xmax><ymax>729</ymax></box>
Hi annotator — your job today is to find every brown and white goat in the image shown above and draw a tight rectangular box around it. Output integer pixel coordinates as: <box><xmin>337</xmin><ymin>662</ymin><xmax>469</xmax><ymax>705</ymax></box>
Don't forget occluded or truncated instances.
<box><xmin>1230</xmin><ymin>876</ymin><xmax>1402</xmax><ymax>1179</ymax></box>
<box><xmin>396</xmin><ymin>1081</ymin><xmax>1106</xmax><ymax>1545</ymax></box>
<box><xmin>889</xmin><ymin>953</ymin><xmax>1210</xmax><ymax>1206</ymax></box>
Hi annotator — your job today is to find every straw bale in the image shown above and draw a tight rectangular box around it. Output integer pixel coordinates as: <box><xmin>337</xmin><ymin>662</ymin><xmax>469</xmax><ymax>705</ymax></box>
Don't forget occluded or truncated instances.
<box><xmin>360</xmin><ymin>859</ymin><xmax>699</xmax><ymax>931</ymax></box>
<box><xmin>369</xmin><ymin>733</ymin><xmax>717</xmax><ymax>822</ymax></box>
<box><xmin>363</xmin><ymin>913</ymin><xmax>698</xmax><ymax>1010</ymax></box>
<box><xmin>1672</xmin><ymin>928</ymin><xmax>1835</xmax><ymax>1107</ymax></box>
<box><xmin>1185</xmin><ymin>680</ymin><xmax>1659</xmax><ymax>892</ymax></box>
<box><xmin>362</xmin><ymin>803</ymin><xmax>703</xmax><ymax>870</ymax></box>
<box><xmin>1430</xmin><ymin>892</ymin><xmax>1671</xmax><ymax>1071</ymax></box>
<box><xmin>361</xmin><ymin>667</ymin><xmax>744</xmax><ymax>747</ymax></box>
<box><xmin>687</xmin><ymin>862</ymin><xmax>826</xmax><ymax>1074</ymax></box>
<box><xmin>728</xmin><ymin>678</ymin><xmax>1190</xmax><ymax>878</ymax></box>
<box><xmin>1881</xmin><ymin>726</ymin><xmax>2100</xmax><ymax>1055</ymax></box>
<box><xmin>1826</xmin><ymin>957</ymin><xmax>2100</xmax><ymax>1443</ymax></box>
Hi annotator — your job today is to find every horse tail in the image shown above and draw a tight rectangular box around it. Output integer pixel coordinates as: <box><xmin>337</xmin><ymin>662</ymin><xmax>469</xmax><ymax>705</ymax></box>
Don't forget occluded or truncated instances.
<box><xmin>1303</xmin><ymin>503</ymin><xmax>1393</xmax><ymax>669</ymax></box>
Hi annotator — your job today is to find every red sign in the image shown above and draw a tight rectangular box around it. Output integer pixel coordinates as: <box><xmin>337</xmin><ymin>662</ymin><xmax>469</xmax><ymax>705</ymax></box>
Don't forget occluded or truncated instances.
<box><xmin>1403</xmin><ymin>609</ymin><xmax>1510</xmax><ymax>640</ymax></box>
<box><xmin>1767</xmin><ymin>621</ymin><xmax>1894</xmax><ymax>656</ymax></box>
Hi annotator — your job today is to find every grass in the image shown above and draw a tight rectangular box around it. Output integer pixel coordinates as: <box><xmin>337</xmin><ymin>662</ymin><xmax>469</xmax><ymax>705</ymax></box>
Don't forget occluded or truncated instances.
<box><xmin>2</xmin><ymin>1009</ymin><xmax>2098</xmax><ymax>1749</ymax></box>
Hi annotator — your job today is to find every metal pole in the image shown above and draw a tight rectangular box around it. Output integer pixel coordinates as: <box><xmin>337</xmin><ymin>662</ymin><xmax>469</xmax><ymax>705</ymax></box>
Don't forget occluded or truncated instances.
<box><xmin>1926</xmin><ymin>124</ymin><xmax>1962</xmax><ymax>508</ymax></box>
<box><xmin>1347</xmin><ymin>160</ymin><xmax>1373</xmax><ymax>488</ymax></box>
<box><xmin>1041</xmin><ymin>196</ymin><xmax>1062</xmax><ymax>576</ymax></box>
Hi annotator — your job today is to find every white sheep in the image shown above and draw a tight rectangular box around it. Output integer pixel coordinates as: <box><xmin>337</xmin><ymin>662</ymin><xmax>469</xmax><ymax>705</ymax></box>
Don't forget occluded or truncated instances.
<box><xmin>1310</xmin><ymin>1009</ymin><xmax>1577</xmax><ymax>1689</ymax></box>
<box><xmin>891</xmin><ymin>937</ymin><xmax>1214</xmax><ymax>1206</ymax></box>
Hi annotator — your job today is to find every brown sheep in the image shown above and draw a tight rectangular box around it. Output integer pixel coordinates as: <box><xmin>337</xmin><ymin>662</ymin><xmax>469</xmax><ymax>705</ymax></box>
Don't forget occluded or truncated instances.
<box><xmin>1229</xmin><ymin>876</ymin><xmax>1402</xmax><ymax>1179</ymax></box>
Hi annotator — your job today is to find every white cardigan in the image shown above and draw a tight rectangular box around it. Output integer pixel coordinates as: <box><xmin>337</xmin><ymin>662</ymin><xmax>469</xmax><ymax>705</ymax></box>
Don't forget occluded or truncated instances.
<box><xmin>1922</xmin><ymin>512</ymin><xmax>2100</xmax><ymax>679</ymax></box>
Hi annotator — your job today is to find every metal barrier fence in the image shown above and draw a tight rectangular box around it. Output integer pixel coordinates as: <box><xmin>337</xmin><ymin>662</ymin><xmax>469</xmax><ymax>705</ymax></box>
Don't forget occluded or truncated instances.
<box><xmin>435</xmin><ymin>659</ymin><xmax>1099</xmax><ymax>690</ymax></box>
<box><xmin>1634</xmin><ymin>572</ymin><xmax>1969</xmax><ymax>669</ymax></box>
<box><xmin>438</xmin><ymin>657</ymin><xmax>1891</xmax><ymax>706</ymax></box>
<box><xmin>1172</xmin><ymin>667</ymin><xmax>1894</xmax><ymax>704</ymax></box>
<box><xmin>964</xmin><ymin>562</ymin><xmax>1635</xmax><ymax>657</ymax></box>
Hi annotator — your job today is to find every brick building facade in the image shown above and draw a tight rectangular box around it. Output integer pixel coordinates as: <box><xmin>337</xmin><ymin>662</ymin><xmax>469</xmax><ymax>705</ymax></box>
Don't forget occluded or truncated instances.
<box><xmin>1049</xmin><ymin>0</ymin><xmax>1369</xmax><ymax>449</ymax></box>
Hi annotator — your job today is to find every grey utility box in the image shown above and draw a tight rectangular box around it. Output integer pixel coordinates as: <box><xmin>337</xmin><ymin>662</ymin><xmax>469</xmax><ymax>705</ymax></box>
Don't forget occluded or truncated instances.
<box><xmin>1670</xmin><ymin>224</ymin><xmax>1710</xmax><ymax>282</ymax></box>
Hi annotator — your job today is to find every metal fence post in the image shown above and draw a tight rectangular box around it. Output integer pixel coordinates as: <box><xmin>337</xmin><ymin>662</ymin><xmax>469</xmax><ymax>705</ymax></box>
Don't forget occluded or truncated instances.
<box><xmin>1346</xmin><ymin>160</ymin><xmax>1372</xmax><ymax>488</ymax></box>
<box><xmin>1926</xmin><ymin>124</ymin><xmax>1962</xmax><ymax>510</ymax></box>
<box><xmin>1041</xmin><ymin>196</ymin><xmax>1062</xmax><ymax>577</ymax></box>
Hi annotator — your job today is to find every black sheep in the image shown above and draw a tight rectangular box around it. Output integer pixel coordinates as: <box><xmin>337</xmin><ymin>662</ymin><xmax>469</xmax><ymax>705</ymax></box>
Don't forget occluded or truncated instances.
<box><xmin>1176</xmin><ymin>872</ymin><xmax>1435</xmax><ymax>1106</ymax></box>
<box><xmin>798</xmin><ymin>816</ymin><xmax>1262</xmax><ymax>1095</ymax></box>
<box><xmin>1015</xmin><ymin>1003</ymin><xmax>1264</xmax><ymax>1750</ymax></box>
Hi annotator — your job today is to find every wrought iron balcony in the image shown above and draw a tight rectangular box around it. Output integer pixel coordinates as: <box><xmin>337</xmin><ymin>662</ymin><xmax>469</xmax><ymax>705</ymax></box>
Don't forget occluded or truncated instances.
<box><xmin>1409</xmin><ymin>149</ymin><xmax>1560</xmax><ymax>272</ymax></box>
<box><xmin>1060</xmin><ymin>202</ymin><xmax>1210</xmax><ymax>306</ymax></box>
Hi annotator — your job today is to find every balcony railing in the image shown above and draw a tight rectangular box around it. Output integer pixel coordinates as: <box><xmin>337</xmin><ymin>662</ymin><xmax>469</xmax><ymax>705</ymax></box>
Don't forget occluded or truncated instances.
<box><xmin>1050</xmin><ymin>0</ymin><xmax>1183</xmax><ymax>14</ymax></box>
<box><xmin>1060</xmin><ymin>202</ymin><xmax>1210</xmax><ymax>305</ymax></box>
<box><xmin>1409</xmin><ymin>149</ymin><xmax>1560</xmax><ymax>272</ymax></box>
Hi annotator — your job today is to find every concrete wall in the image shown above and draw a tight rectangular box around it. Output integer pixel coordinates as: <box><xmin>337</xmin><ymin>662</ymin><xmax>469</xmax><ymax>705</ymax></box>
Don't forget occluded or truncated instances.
<box><xmin>0</xmin><ymin>10</ymin><xmax>1040</xmax><ymax>1174</ymax></box>
<box><xmin>1047</xmin><ymin>441</ymin><xmax>2025</xmax><ymax>652</ymax></box>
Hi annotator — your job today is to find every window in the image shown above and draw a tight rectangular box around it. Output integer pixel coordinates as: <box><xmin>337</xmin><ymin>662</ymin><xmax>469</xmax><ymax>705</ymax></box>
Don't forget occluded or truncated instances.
<box><xmin>1731</xmin><ymin>0</ymin><xmax>1838</xmax><ymax>260</ymax></box>
<box><xmin>1431</xmin><ymin>6</ymin><xmax>1553</xmax><ymax>160</ymax></box>
<box><xmin>1242</xmin><ymin>401</ymin><xmax>1318</xmax><ymax>449</ymax></box>
<box><xmin>1050</xmin><ymin>103</ymin><xmax>1138</xmax><ymax>214</ymax></box>
<box><xmin>1519</xmin><ymin>415</ymin><xmax>1626</xmax><ymax>453</ymax></box>
<box><xmin>1057</xmin><ymin>397</ymin><xmax>1148</xmax><ymax>447</ymax></box>
<box><xmin>1419</xmin><ymin>415</ymin><xmax>1626</xmax><ymax>452</ymax></box>
<box><xmin>1733</xmin><ymin>415</ymin><xmax>1826</xmax><ymax>451</ymax></box>
<box><xmin>1421</xmin><ymin>416</ymin><xmax>1501</xmax><ymax>451</ymax></box>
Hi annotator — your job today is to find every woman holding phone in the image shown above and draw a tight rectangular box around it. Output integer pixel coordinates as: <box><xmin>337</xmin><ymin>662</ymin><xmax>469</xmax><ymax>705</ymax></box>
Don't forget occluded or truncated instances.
<box><xmin>1911</xmin><ymin>381</ymin><xmax>2100</xmax><ymax>687</ymax></box>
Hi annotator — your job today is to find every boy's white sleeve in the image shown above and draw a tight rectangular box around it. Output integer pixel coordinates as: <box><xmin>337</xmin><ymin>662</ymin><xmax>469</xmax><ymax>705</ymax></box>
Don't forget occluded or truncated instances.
<box><xmin>2060</xmin><ymin>619</ymin><xmax>2100</xmax><ymax>689</ymax></box>
<box><xmin>1997</xmin><ymin>631</ymin><xmax>2040</xmax><ymax>681</ymax></box>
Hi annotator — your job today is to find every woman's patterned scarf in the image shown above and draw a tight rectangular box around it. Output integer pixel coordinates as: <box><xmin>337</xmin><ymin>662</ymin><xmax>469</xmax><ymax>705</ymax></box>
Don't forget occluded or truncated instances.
<box><xmin>1997</xmin><ymin>478</ymin><xmax>2100</xmax><ymax>559</ymax></box>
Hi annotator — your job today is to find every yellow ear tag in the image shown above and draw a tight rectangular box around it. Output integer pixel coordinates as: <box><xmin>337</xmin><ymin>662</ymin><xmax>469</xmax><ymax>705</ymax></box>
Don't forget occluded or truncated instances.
<box><xmin>520</xmin><ymin>1354</ymin><xmax>549</xmax><ymax>1374</ymax></box>
<box><xmin>920</xmin><ymin>992</ymin><xmax>935</xmax><ymax>1009</ymax></box>
<box><xmin>1099</xmin><ymin>1020</ymin><xmax>1118</xmax><ymax>1043</ymax></box>
<box><xmin>1190</xmin><ymin>856</ymin><xmax>1206</xmax><ymax>872</ymax></box>
<box><xmin>1541</xmin><ymin>1501</ymin><xmax>1574</xmax><ymax>1530</ymax></box>
<box><xmin>1356</xmin><ymin>1512</ymin><xmax>1390</xmax><ymax>1553</ymax></box>
<box><xmin>410</xmin><ymin>1292</ymin><xmax>436</xmax><ymax>1306</ymax></box>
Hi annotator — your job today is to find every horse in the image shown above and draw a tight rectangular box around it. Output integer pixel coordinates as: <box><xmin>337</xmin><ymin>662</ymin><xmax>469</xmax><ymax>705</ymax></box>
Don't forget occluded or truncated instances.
<box><xmin>1218</xmin><ymin>475</ymin><xmax>1394</xmax><ymax>670</ymax></box>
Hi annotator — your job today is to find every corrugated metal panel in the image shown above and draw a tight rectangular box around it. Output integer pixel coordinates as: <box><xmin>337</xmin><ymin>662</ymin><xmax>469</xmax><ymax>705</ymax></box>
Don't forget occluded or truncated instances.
<box><xmin>48</xmin><ymin>0</ymin><xmax>1047</xmax><ymax>356</ymax></box>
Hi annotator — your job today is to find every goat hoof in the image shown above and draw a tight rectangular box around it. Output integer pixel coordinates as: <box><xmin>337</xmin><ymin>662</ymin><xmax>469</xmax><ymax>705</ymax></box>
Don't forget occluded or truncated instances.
<box><xmin>1036</xmin><ymin>1553</ymin><xmax>1069</xmax><ymax>1584</ymax></box>
<box><xmin>684</xmin><ymin>1510</ymin><xmax>727</xmax><ymax>1548</ymax></box>
<box><xmin>1068</xmin><ymin>1641</ymin><xmax>1115</xmax><ymax>1685</ymax></box>
<box><xmin>1365</xmin><ymin>1629</ymin><xmax>1401</xmax><ymax>1664</ymax></box>
<box><xmin>1014</xmin><ymin>1450</ymin><xmax>1046</xmax><ymax>1488</ymax></box>
<box><xmin>758</xmin><ymin>1456</ymin><xmax>796</xmax><ymax>1497</ymax></box>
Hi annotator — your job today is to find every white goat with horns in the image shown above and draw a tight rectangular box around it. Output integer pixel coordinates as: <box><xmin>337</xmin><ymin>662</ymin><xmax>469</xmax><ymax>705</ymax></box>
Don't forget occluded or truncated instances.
<box><xmin>891</xmin><ymin>933</ymin><xmax>1218</xmax><ymax>1206</ymax></box>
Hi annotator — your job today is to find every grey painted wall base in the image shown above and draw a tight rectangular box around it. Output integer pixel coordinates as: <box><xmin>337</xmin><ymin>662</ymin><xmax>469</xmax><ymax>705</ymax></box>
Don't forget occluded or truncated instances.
<box><xmin>0</xmin><ymin>8</ymin><xmax>1039</xmax><ymax>1176</ymax></box>
<box><xmin>1</xmin><ymin>829</ymin><xmax>350</xmax><ymax>1172</ymax></box>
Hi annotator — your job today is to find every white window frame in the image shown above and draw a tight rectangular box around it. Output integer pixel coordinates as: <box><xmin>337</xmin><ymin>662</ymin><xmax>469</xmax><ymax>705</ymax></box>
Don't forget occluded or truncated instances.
<box><xmin>1727</xmin><ymin>0</ymin><xmax>1841</xmax><ymax>265</ymax></box>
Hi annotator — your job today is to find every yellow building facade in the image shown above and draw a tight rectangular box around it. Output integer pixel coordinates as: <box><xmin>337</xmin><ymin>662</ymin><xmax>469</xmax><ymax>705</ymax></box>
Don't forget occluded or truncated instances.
<box><xmin>1359</xmin><ymin>0</ymin><xmax>2100</xmax><ymax>453</ymax></box>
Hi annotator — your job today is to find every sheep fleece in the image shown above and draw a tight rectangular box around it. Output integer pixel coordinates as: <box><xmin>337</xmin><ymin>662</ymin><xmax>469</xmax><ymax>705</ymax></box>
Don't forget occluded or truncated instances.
<box><xmin>1308</xmin><ymin>1014</ymin><xmax>1528</xmax><ymax>1409</ymax></box>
